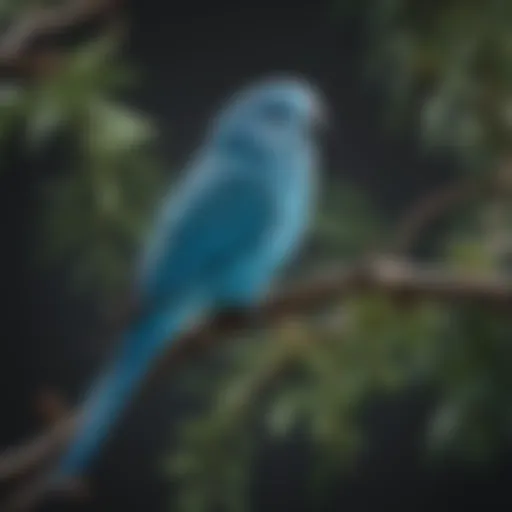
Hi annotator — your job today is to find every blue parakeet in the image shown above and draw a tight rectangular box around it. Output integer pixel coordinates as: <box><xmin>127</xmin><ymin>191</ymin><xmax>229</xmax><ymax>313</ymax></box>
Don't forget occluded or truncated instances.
<box><xmin>54</xmin><ymin>76</ymin><xmax>326</xmax><ymax>481</ymax></box>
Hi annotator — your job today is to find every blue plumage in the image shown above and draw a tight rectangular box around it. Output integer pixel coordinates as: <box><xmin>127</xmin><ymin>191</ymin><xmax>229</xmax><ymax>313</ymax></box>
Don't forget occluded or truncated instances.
<box><xmin>55</xmin><ymin>76</ymin><xmax>325</xmax><ymax>480</ymax></box>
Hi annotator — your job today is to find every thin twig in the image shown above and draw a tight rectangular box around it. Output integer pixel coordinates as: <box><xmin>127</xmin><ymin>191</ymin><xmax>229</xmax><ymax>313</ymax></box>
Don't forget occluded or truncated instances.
<box><xmin>0</xmin><ymin>0</ymin><xmax>120</xmax><ymax>62</ymax></box>
<box><xmin>392</xmin><ymin>178</ymin><xmax>488</xmax><ymax>255</ymax></box>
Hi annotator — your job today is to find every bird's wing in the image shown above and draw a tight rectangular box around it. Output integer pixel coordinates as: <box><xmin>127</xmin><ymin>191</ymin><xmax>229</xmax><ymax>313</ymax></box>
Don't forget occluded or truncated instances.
<box><xmin>138</xmin><ymin>171</ymin><xmax>274</xmax><ymax>306</ymax></box>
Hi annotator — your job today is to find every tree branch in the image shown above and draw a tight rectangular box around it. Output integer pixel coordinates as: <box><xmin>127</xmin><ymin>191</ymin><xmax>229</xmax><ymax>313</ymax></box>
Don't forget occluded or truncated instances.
<box><xmin>0</xmin><ymin>258</ymin><xmax>511</xmax><ymax>510</ymax></box>
<box><xmin>0</xmin><ymin>0</ymin><xmax>119</xmax><ymax>58</ymax></box>
<box><xmin>0</xmin><ymin>0</ymin><xmax>121</xmax><ymax>76</ymax></box>
<box><xmin>392</xmin><ymin>178</ymin><xmax>489</xmax><ymax>255</ymax></box>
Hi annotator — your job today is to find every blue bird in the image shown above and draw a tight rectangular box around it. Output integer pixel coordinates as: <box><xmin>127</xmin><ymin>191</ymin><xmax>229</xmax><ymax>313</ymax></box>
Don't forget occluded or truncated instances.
<box><xmin>54</xmin><ymin>76</ymin><xmax>326</xmax><ymax>481</ymax></box>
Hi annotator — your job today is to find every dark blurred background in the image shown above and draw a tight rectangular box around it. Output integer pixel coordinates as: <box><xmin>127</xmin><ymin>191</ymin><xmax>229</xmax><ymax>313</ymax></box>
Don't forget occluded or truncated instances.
<box><xmin>1</xmin><ymin>0</ymin><xmax>512</xmax><ymax>510</ymax></box>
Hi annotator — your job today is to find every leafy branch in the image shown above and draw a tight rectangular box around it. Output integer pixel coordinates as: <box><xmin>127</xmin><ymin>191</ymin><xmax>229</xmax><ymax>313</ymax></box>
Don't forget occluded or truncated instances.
<box><xmin>0</xmin><ymin>255</ymin><xmax>511</xmax><ymax>510</ymax></box>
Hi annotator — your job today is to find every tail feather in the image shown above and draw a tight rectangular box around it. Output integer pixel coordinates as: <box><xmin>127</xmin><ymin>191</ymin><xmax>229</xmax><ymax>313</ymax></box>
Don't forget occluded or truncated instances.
<box><xmin>54</xmin><ymin>302</ymin><xmax>194</xmax><ymax>480</ymax></box>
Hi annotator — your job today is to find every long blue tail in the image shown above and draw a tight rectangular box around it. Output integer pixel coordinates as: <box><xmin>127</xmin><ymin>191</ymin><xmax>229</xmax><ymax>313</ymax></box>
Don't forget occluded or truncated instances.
<box><xmin>54</xmin><ymin>302</ymin><xmax>195</xmax><ymax>480</ymax></box>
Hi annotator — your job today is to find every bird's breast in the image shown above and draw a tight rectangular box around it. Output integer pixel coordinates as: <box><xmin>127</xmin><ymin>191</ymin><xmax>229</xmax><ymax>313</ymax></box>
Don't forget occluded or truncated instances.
<box><xmin>264</xmin><ymin>160</ymin><xmax>314</xmax><ymax>267</ymax></box>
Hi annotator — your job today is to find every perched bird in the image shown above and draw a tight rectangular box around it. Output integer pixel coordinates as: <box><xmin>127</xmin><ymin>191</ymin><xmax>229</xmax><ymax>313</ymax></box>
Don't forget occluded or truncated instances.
<box><xmin>54</xmin><ymin>75</ymin><xmax>326</xmax><ymax>481</ymax></box>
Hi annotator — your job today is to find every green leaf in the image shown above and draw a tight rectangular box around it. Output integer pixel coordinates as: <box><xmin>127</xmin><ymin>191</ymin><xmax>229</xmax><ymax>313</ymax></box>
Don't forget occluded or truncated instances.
<box><xmin>266</xmin><ymin>389</ymin><xmax>306</xmax><ymax>437</ymax></box>
<box><xmin>83</xmin><ymin>100</ymin><xmax>155</xmax><ymax>157</ymax></box>
<box><xmin>25</xmin><ymin>90</ymin><xmax>65</xmax><ymax>150</ymax></box>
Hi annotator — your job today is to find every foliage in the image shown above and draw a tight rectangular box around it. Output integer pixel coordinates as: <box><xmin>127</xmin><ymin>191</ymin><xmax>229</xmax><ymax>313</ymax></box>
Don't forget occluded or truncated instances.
<box><xmin>311</xmin><ymin>182</ymin><xmax>383</xmax><ymax>260</ymax></box>
<box><xmin>168</xmin><ymin>297</ymin><xmax>446</xmax><ymax>512</ymax></box>
<box><xmin>347</xmin><ymin>0</ymin><xmax>512</xmax><ymax>173</ymax></box>
<box><xmin>0</xmin><ymin>27</ymin><xmax>163</xmax><ymax>301</ymax></box>
<box><xmin>0</xmin><ymin>1</ymin><xmax>70</xmax><ymax>28</ymax></box>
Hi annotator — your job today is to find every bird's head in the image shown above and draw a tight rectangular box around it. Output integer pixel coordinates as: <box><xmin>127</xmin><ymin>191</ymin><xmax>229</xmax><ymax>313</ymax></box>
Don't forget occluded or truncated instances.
<box><xmin>210</xmin><ymin>75</ymin><xmax>327</xmax><ymax>163</ymax></box>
